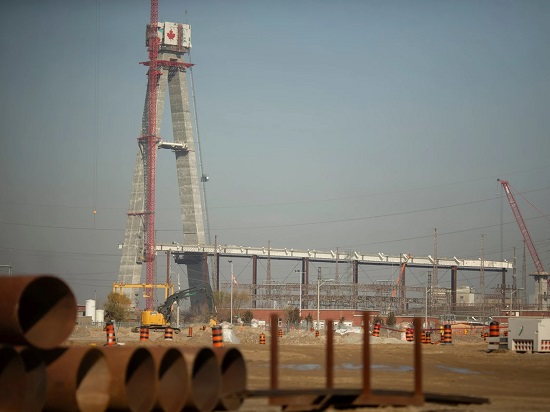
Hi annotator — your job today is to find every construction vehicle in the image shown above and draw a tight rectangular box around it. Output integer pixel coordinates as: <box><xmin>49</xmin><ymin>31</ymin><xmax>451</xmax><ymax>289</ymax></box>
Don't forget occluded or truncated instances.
<box><xmin>133</xmin><ymin>286</ymin><xmax>207</xmax><ymax>333</ymax></box>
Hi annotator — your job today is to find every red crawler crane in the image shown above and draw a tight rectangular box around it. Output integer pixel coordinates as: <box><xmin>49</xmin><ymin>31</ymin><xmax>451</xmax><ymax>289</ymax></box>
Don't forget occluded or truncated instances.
<box><xmin>498</xmin><ymin>179</ymin><xmax>548</xmax><ymax>284</ymax></box>
<box><xmin>141</xmin><ymin>0</ymin><xmax>160</xmax><ymax>310</ymax></box>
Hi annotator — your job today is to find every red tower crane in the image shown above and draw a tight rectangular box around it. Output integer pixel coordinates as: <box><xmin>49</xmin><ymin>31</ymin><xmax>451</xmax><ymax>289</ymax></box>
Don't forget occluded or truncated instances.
<box><xmin>498</xmin><ymin>179</ymin><xmax>548</xmax><ymax>279</ymax></box>
<box><xmin>141</xmin><ymin>0</ymin><xmax>160</xmax><ymax>310</ymax></box>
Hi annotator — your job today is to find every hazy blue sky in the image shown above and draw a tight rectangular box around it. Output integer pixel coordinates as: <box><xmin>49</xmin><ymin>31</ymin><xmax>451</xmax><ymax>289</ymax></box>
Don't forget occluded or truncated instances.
<box><xmin>1</xmin><ymin>0</ymin><xmax>549</xmax><ymax>307</ymax></box>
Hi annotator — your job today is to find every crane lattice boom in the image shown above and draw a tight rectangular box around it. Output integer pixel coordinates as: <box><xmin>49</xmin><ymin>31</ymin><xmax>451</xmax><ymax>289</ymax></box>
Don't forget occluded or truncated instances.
<box><xmin>143</xmin><ymin>0</ymin><xmax>160</xmax><ymax>310</ymax></box>
<box><xmin>498</xmin><ymin>179</ymin><xmax>546</xmax><ymax>275</ymax></box>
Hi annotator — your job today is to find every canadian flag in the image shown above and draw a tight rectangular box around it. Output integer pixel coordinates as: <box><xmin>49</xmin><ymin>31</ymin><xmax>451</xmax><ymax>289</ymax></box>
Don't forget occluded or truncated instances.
<box><xmin>232</xmin><ymin>274</ymin><xmax>238</xmax><ymax>286</ymax></box>
<box><xmin>164</xmin><ymin>22</ymin><xmax>178</xmax><ymax>45</ymax></box>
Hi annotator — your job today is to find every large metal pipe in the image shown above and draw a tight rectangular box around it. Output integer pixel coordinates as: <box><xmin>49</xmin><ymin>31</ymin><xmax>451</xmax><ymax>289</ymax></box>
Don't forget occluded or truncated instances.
<box><xmin>41</xmin><ymin>346</ymin><xmax>110</xmax><ymax>412</ymax></box>
<box><xmin>179</xmin><ymin>347</ymin><xmax>221</xmax><ymax>412</ymax></box>
<box><xmin>148</xmin><ymin>346</ymin><xmax>189</xmax><ymax>412</ymax></box>
<box><xmin>17</xmin><ymin>346</ymin><xmax>47</xmax><ymax>411</ymax></box>
<box><xmin>214</xmin><ymin>347</ymin><xmax>247</xmax><ymax>411</ymax></box>
<box><xmin>0</xmin><ymin>275</ymin><xmax>76</xmax><ymax>349</ymax></box>
<box><xmin>0</xmin><ymin>345</ymin><xmax>26</xmax><ymax>411</ymax></box>
<box><xmin>100</xmin><ymin>346</ymin><xmax>156</xmax><ymax>412</ymax></box>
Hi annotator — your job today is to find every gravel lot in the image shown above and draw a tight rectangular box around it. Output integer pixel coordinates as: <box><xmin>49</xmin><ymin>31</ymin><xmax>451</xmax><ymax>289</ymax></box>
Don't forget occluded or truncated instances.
<box><xmin>68</xmin><ymin>324</ymin><xmax>550</xmax><ymax>411</ymax></box>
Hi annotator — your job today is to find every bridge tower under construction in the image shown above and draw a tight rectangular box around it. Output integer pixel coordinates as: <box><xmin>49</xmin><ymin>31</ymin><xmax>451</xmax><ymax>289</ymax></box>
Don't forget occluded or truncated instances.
<box><xmin>118</xmin><ymin>22</ymin><xmax>211</xmax><ymax>311</ymax></box>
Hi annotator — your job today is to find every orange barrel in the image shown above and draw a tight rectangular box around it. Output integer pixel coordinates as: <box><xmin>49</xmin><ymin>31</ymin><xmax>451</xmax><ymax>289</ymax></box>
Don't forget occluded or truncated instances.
<box><xmin>212</xmin><ymin>326</ymin><xmax>223</xmax><ymax>348</ymax></box>
<box><xmin>420</xmin><ymin>330</ymin><xmax>427</xmax><ymax>344</ymax></box>
<box><xmin>105</xmin><ymin>323</ymin><xmax>116</xmax><ymax>346</ymax></box>
<box><xmin>443</xmin><ymin>324</ymin><xmax>452</xmax><ymax>344</ymax></box>
<box><xmin>315</xmin><ymin>330</ymin><xmax>320</xmax><ymax>338</ymax></box>
<box><xmin>406</xmin><ymin>328</ymin><xmax>414</xmax><ymax>342</ymax></box>
<box><xmin>259</xmin><ymin>333</ymin><xmax>266</xmax><ymax>345</ymax></box>
<box><xmin>164</xmin><ymin>327</ymin><xmax>174</xmax><ymax>340</ymax></box>
<box><xmin>139</xmin><ymin>326</ymin><xmax>149</xmax><ymax>341</ymax></box>
<box><xmin>372</xmin><ymin>322</ymin><xmax>381</xmax><ymax>337</ymax></box>
<box><xmin>489</xmin><ymin>321</ymin><xmax>500</xmax><ymax>338</ymax></box>
<box><xmin>278</xmin><ymin>329</ymin><xmax>283</xmax><ymax>338</ymax></box>
<box><xmin>188</xmin><ymin>327</ymin><xmax>193</xmax><ymax>337</ymax></box>
<box><xmin>425</xmin><ymin>331</ymin><xmax>431</xmax><ymax>344</ymax></box>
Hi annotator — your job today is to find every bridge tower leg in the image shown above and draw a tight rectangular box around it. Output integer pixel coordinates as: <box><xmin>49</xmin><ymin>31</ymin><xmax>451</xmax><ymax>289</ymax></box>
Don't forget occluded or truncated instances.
<box><xmin>118</xmin><ymin>23</ymin><xmax>211</xmax><ymax>311</ymax></box>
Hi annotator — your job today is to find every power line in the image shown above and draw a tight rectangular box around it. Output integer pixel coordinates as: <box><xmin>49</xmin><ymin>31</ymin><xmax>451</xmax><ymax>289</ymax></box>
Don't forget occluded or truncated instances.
<box><xmin>208</xmin><ymin>166</ymin><xmax>550</xmax><ymax>209</ymax></box>
<box><xmin>207</xmin><ymin>191</ymin><xmax>549</xmax><ymax>232</ymax></box>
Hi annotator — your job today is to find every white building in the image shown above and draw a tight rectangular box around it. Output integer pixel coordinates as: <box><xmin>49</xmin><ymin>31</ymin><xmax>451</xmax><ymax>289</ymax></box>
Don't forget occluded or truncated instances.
<box><xmin>457</xmin><ymin>286</ymin><xmax>476</xmax><ymax>305</ymax></box>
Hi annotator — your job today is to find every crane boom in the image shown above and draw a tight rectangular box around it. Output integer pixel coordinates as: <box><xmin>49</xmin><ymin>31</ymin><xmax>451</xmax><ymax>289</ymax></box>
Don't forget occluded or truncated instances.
<box><xmin>498</xmin><ymin>179</ymin><xmax>546</xmax><ymax>274</ymax></box>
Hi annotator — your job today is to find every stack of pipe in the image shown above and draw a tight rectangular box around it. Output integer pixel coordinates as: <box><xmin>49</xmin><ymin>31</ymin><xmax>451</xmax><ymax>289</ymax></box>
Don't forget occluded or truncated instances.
<box><xmin>0</xmin><ymin>275</ymin><xmax>247</xmax><ymax>412</ymax></box>
<box><xmin>0</xmin><ymin>275</ymin><xmax>77</xmax><ymax>411</ymax></box>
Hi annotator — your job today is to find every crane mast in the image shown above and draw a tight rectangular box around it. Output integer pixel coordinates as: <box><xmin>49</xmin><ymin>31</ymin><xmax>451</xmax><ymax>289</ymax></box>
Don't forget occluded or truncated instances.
<box><xmin>498</xmin><ymin>179</ymin><xmax>547</xmax><ymax>277</ymax></box>
<box><xmin>142</xmin><ymin>0</ymin><xmax>160</xmax><ymax>310</ymax></box>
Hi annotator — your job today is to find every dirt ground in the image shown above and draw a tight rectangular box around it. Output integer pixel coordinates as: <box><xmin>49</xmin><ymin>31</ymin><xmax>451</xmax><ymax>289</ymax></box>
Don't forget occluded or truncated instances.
<box><xmin>68</xmin><ymin>325</ymin><xmax>550</xmax><ymax>411</ymax></box>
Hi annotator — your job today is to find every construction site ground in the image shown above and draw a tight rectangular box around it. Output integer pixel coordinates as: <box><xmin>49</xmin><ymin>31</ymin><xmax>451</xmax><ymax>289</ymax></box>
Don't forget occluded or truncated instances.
<box><xmin>69</xmin><ymin>324</ymin><xmax>550</xmax><ymax>411</ymax></box>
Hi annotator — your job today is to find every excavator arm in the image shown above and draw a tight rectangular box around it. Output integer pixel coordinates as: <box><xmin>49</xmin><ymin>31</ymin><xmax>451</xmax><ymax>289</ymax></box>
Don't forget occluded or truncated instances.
<box><xmin>157</xmin><ymin>287</ymin><xmax>206</xmax><ymax>323</ymax></box>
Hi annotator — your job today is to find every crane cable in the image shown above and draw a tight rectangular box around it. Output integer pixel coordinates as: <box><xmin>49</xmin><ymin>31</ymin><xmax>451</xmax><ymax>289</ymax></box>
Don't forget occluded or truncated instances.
<box><xmin>92</xmin><ymin>0</ymin><xmax>100</xmax><ymax>228</ymax></box>
<box><xmin>507</xmin><ymin>181</ymin><xmax>550</xmax><ymax>223</ymax></box>
<box><xmin>187</xmin><ymin>51</ymin><xmax>211</xmax><ymax>244</ymax></box>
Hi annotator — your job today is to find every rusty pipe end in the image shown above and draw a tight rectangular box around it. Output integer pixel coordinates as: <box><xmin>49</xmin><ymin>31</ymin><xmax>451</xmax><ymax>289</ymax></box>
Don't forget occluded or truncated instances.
<box><xmin>17</xmin><ymin>346</ymin><xmax>46</xmax><ymax>412</ymax></box>
<box><xmin>149</xmin><ymin>347</ymin><xmax>189</xmax><ymax>412</ymax></box>
<box><xmin>214</xmin><ymin>347</ymin><xmax>247</xmax><ymax>411</ymax></box>
<box><xmin>101</xmin><ymin>346</ymin><xmax>156</xmax><ymax>412</ymax></box>
<box><xmin>180</xmin><ymin>347</ymin><xmax>221</xmax><ymax>412</ymax></box>
<box><xmin>0</xmin><ymin>275</ymin><xmax>76</xmax><ymax>349</ymax></box>
<box><xmin>42</xmin><ymin>347</ymin><xmax>110</xmax><ymax>412</ymax></box>
<box><xmin>0</xmin><ymin>345</ymin><xmax>26</xmax><ymax>411</ymax></box>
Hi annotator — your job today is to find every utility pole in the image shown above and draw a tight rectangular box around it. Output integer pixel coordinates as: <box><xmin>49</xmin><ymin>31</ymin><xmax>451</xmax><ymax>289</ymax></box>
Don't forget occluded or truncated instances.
<box><xmin>229</xmin><ymin>259</ymin><xmax>234</xmax><ymax>324</ymax></box>
<box><xmin>512</xmin><ymin>248</ymin><xmax>517</xmax><ymax>310</ymax></box>
<box><xmin>294</xmin><ymin>270</ymin><xmax>304</xmax><ymax>319</ymax></box>
<box><xmin>480</xmin><ymin>234</ymin><xmax>485</xmax><ymax>326</ymax></box>
<box><xmin>427</xmin><ymin>271</ymin><xmax>432</xmax><ymax>314</ymax></box>
<box><xmin>213</xmin><ymin>235</ymin><xmax>218</xmax><ymax>291</ymax></box>
<box><xmin>176</xmin><ymin>271</ymin><xmax>180</xmax><ymax>328</ymax></box>
<box><xmin>433</xmin><ymin>228</ymin><xmax>438</xmax><ymax>288</ymax></box>
<box><xmin>335</xmin><ymin>247</ymin><xmax>339</xmax><ymax>283</ymax></box>
<box><xmin>424</xmin><ymin>286</ymin><xmax>428</xmax><ymax>329</ymax></box>
<box><xmin>267</xmin><ymin>241</ymin><xmax>271</xmax><ymax>307</ymax></box>
<box><xmin>522</xmin><ymin>241</ymin><xmax>527</xmax><ymax>306</ymax></box>
<box><xmin>316</xmin><ymin>268</ymin><xmax>334</xmax><ymax>332</ymax></box>
<box><xmin>500</xmin><ymin>284</ymin><xmax>523</xmax><ymax>314</ymax></box>
<box><xmin>431</xmin><ymin>228</ymin><xmax>438</xmax><ymax>311</ymax></box>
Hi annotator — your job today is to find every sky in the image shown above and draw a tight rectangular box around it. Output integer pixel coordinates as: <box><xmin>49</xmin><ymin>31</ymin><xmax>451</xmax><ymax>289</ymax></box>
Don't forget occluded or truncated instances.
<box><xmin>1</xmin><ymin>0</ymin><xmax>549</xmax><ymax>308</ymax></box>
